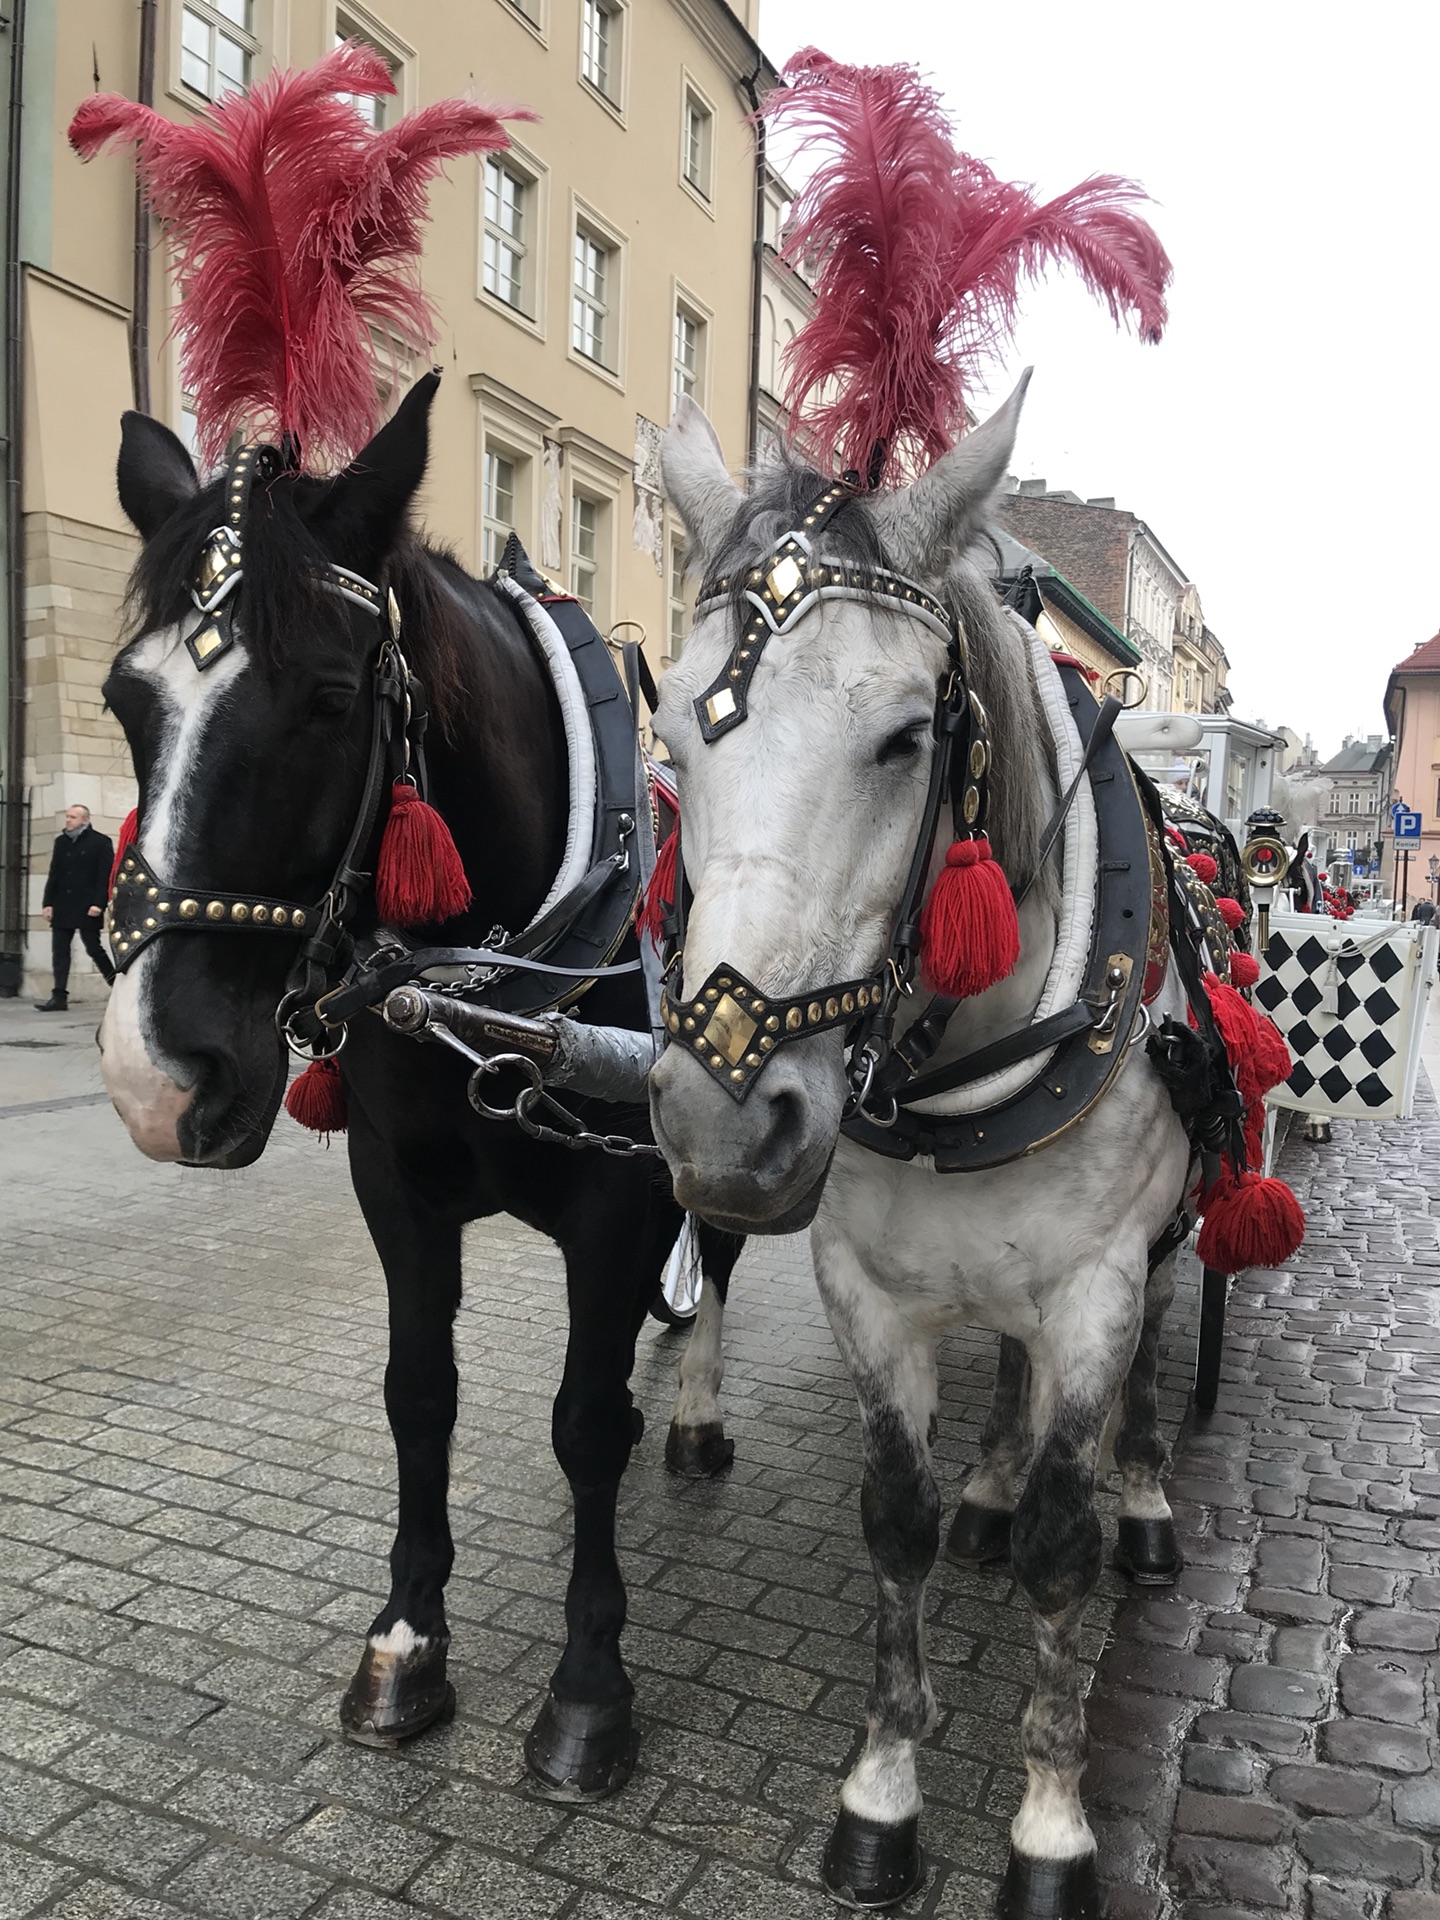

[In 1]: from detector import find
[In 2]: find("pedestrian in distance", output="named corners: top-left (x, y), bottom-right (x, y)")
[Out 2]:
top-left (35, 803), bottom-right (115, 1011)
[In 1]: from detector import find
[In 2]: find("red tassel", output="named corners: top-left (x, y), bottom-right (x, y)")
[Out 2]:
top-left (1215, 896), bottom-right (1245, 930)
top-left (919, 836), bottom-right (1020, 999)
top-left (637, 826), bottom-right (678, 944)
top-left (1229, 950), bottom-right (1260, 989)
top-left (1253, 1012), bottom-right (1293, 1095)
top-left (109, 808), bottom-right (138, 895)
top-left (374, 781), bottom-right (471, 927)
top-left (1187, 851), bottom-right (1219, 884)
top-left (1197, 1171), bottom-right (1304, 1271)
top-left (284, 1056), bottom-right (347, 1134)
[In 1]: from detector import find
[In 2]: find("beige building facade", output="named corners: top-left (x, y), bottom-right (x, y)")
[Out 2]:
top-left (4, 0), bottom-right (776, 966)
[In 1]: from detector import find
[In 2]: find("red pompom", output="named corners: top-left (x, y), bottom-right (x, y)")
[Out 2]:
top-left (1229, 950), bottom-right (1260, 989)
top-left (1187, 851), bottom-right (1219, 884)
top-left (637, 825), bottom-right (678, 945)
top-left (1197, 1171), bottom-right (1304, 1271)
top-left (919, 836), bottom-right (1020, 999)
top-left (109, 808), bottom-right (138, 895)
top-left (284, 1056), bottom-right (347, 1134)
top-left (1215, 895), bottom-right (1245, 930)
top-left (375, 781), bottom-right (471, 927)
top-left (1252, 1013), bottom-right (1293, 1096)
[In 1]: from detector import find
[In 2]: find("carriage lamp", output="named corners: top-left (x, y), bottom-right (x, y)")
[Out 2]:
top-left (1241, 809), bottom-right (1288, 955)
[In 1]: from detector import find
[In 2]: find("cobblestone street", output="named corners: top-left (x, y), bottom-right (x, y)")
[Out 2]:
top-left (0, 991), bottom-right (1437, 1919)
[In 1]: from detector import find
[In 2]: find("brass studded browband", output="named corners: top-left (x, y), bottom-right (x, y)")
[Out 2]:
top-left (692, 478), bottom-right (958, 743)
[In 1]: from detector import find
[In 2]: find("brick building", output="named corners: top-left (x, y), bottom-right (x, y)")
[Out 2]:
top-left (996, 483), bottom-right (1224, 716)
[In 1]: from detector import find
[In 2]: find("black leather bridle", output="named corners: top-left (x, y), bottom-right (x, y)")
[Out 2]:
top-left (659, 477), bottom-right (995, 1107)
top-left (106, 442), bottom-right (428, 1062)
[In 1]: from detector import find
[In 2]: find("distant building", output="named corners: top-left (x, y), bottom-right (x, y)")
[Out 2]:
top-left (996, 482), bottom-right (1234, 722)
top-left (1384, 631), bottom-right (1440, 901)
top-left (989, 531), bottom-right (1143, 688)
top-left (1314, 736), bottom-right (1391, 874)
top-left (756, 164), bottom-right (812, 459)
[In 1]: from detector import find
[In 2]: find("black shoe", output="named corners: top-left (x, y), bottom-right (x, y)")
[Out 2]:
top-left (33, 993), bottom-right (68, 1011)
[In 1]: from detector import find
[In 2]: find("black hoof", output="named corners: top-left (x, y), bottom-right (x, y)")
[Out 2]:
top-left (339, 1636), bottom-right (455, 1749)
top-left (665, 1420), bottom-right (735, 1479)
top-left (997, 1847), bottom-right (1101, 1920)
top-left (821, 1808), bottom-right (925, 1910)
top-left (945, 1501), bottom-right (1013, 1567)
top-left (1113, 1515), bottom-right (1183, 1586)
top-left (524, 1692), bottom-right (637, 1801)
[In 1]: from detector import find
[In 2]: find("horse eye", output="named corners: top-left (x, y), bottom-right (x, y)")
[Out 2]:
top-left (309, 686), bottom-right (354, 719)
top-left (876, 724), bottom-right (926, 766)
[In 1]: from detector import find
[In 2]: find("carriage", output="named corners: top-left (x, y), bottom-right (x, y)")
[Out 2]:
top-left (69, 44), bottom-right (1309, 1920)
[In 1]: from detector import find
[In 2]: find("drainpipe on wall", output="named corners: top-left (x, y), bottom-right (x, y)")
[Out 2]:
top-left (0, 0), bottom-right (27, 993)
top-left (739, 64), bottom-right (765, 469)
top-left (131, 0), bottom-right (157, 413)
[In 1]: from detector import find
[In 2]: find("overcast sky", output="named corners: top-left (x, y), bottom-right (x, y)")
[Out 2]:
top-left (760, 0), bottom-right (1440, 760)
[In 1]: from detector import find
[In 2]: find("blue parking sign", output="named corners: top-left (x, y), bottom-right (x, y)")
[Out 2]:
top-left (1394, 810), bottom-right (1423, 842)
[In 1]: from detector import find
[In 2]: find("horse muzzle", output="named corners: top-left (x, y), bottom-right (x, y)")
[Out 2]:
top-left (649, 1034), bottom-right (845, 1233)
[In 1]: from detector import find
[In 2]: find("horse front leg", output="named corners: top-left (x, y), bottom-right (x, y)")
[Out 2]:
top-left (1002, 1261), bottom-right (1143, 1920)
top-left (339, 1129), bottom-right (461, 1747)
top-left (525, 1177), bottom-right (671, 1800)
top-left (665, 1221), bottom-right (743, 1478)
top-left (1112, 1245), bottom-right (1183, 1584)
top-left (947, 1333), bottom-right (1030, 1565)
top-left (814, 1236), bottom-right (937, 1910)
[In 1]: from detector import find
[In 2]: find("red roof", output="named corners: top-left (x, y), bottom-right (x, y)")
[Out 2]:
top-left (1393, 633), bottom-right (1440, 673)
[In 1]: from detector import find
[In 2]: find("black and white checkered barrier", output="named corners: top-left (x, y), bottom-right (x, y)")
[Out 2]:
top-left (1256, 913), bottom-right (1438, 1121)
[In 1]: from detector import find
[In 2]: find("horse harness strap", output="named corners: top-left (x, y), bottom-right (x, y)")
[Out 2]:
top-left (842, 661), bottom-right (1162, 1171)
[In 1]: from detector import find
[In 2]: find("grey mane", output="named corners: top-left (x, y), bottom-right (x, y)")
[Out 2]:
top-left (706, 455), bottom-right (1055, 904)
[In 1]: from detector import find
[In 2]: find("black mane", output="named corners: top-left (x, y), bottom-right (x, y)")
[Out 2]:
top-left (123, 472), bottom-right (475, 736)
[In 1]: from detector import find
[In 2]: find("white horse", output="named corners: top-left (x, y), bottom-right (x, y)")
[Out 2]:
top-left (651, 383), bottom-right (1192, 1919)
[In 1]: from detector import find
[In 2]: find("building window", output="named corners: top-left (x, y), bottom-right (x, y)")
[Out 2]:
top-left (1348, 789), bottom-right (1360, 815)
top-left (334, 18), bottom-right (401, 128)
top-left (668, 536), bottom-right (692, 658)
top-left (181, 0), bottom-right (256, 101)
top-left (673, 305), bottom-right (702, 413)
top-left (483, 158), bottom-right (531, 313)
top-left (682, 89), bottom-right (713, 199)
top-left (580, 0), bottom-right (620, 101)
top-left (571, 493), bottom-right (601, 615)
top-left (482, 448), bottom-right (519, 573)
top-left (572, 226), bottom-right (611, 366)
top-left (507, 0), bottom-right (542, 22)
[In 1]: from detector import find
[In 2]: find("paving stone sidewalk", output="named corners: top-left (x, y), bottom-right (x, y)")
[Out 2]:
top-left (1088, 1084), bottom-right (1440, 1920)
top-left (0, 1000), bottom-right (1201, 1919)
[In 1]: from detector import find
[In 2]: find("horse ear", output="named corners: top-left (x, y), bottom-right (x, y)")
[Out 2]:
top-left (662, 396), bottom-right (742, 561)
top-left (117, 412), bottom-right (199, 540)
top-left (868, 369), bottom-right (1032, 577)
top-left (305, 369), bottom-right (440, 565)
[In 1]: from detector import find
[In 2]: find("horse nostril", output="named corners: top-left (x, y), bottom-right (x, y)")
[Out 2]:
top-left (757, 1085), bottom-right (807, 1166)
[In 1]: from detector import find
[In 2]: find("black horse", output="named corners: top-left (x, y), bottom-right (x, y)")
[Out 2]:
top-left (97, 372), bottom-right (739, 1794)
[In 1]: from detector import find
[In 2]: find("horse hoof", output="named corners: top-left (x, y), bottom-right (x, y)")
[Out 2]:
top-left (1113, 1516), bottom-right (1183, 1586)
top-left (339, 1637), bottom-right (455, 1749)
top-left (524, 1693), bottom-right (637, 1801)
top-left (945, 1501), bottom-right (1012, 1566)
top-left (665, 1420), bottom-right (735, 1479)
top-left (997, 1848), bottom-right (1102, 1920)
top-left (821, 1808), bottom-right (925, 1910)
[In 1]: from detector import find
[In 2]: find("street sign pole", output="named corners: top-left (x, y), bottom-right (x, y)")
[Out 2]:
top-left (1400, 847), bottom-right (1410, 916)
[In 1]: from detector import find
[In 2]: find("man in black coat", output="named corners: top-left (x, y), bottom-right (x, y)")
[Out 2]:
top-left (36, 803), bottom-right (115, 1010)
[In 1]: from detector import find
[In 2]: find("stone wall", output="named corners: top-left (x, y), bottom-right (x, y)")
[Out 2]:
top-left (22, 509), bottom-right (136, 929)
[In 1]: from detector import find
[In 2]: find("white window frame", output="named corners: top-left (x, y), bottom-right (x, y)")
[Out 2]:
top-left (470, 374), bottom-right (559, 578)
top-left (332, 5), bottom-right (414, 127)
top-left (679, 74), bottom-right (715, 210)
top-left (578, 0), bottom-right (627, 120)
top-left (569, 490), bottom-right (603, 616)
top-left (559, 427), bottom-right (626, 632)
top-left (568, 199), bottom-right (626, 386)
top-left (177, 0), bottom-right (259, 105)
top-left (480, 142), bottom-right (547, 336)
top-left (481, 445), bottom-right (523, 575)
top-left (666, 523), bottom-right (694, 663)
top-left (671, 280), bottom-right (711, 415)
top-left (495, 0), bottom-right (547, 39)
